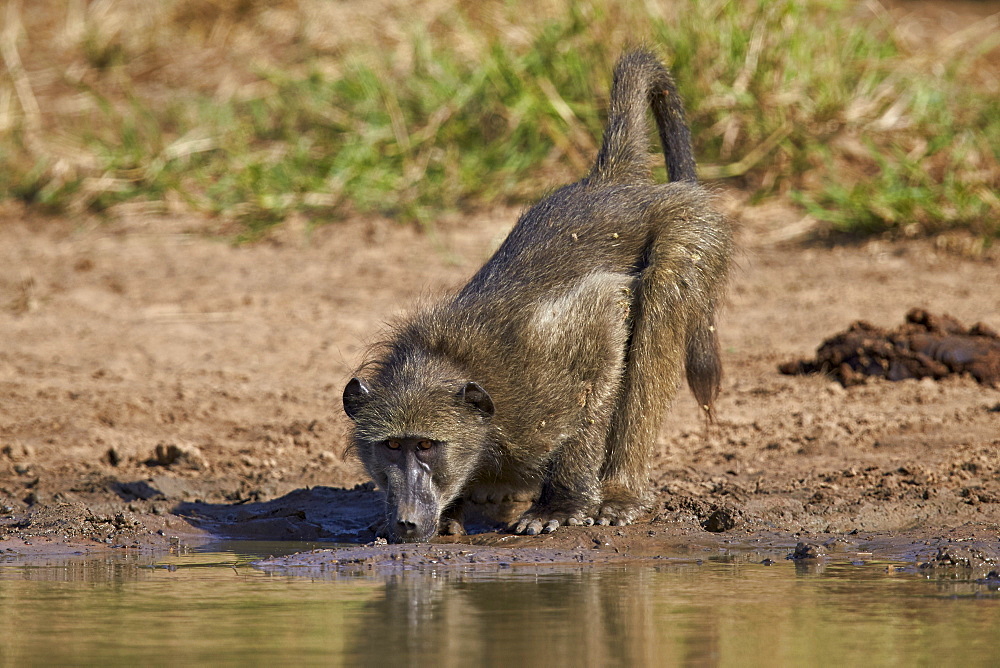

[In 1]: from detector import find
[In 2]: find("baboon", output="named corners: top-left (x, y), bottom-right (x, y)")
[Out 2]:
top-left (343, 49), bottom-right (733, 542)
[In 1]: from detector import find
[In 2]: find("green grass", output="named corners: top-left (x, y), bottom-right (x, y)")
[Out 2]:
top-left (1, 0), bottom-right (997, 239)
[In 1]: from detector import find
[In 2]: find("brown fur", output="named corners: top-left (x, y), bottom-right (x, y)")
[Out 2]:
top-left (343, 49), bottom-right (734, 541)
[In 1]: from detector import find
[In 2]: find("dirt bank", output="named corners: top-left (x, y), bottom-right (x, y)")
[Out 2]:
top-left (1, 194), bottom-right (998, 566)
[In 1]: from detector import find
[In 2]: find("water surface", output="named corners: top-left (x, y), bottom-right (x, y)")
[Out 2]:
top-left (1, 542), bottom-right (997, 666)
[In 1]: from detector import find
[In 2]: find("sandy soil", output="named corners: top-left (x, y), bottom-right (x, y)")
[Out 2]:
top-left (1, 191), bottom-right (997, 571)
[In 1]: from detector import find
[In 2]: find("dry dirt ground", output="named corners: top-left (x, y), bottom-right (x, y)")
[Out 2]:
top-left (1, 192), bottom-right (998, 572)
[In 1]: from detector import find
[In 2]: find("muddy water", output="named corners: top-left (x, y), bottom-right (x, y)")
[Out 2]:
top-left (1, 542), bottom-right (998, 666)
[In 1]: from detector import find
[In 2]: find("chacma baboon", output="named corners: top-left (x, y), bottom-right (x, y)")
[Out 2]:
top-left (343, 49), bottom-right (733, 542)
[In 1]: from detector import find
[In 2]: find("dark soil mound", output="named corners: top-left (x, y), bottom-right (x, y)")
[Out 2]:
top-left (779, 309), bottom-right (1000, 387)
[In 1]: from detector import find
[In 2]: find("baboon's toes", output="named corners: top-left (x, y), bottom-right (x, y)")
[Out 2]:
top-left (513, 508), bottom-right (595, 534)
top-left (596, 499), bottom-right (644, 526)
top-left (556, 515), bottom-right (595, 529)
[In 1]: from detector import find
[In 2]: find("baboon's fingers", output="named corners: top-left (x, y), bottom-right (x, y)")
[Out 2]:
top-left (369, 518), bottom-right (391, 538)
top-left (440, 519), bottom-right (466, 536)
top-left (513, 517), bottom-right (545, 535)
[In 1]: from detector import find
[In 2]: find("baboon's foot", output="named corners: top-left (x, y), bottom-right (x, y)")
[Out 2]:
top-left (510, 505), bottom-right (595, 536)
top-left (595, 491), bottom-right (648, 526)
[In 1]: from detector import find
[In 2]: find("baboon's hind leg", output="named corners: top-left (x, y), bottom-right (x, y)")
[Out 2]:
top-left (599, 198), bottom-right (729, 525)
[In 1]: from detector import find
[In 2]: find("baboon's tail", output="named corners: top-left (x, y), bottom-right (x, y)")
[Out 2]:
top-left (589, 49), bottom-right (697, 185)
top-left (595, 51), bottom-right (727, 418)
top-left (686, 315), bottom-right (723, 421)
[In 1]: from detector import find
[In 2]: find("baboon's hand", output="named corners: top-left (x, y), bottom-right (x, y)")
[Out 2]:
top-left (510, 509), bottom-right (595, 535)
top-left (368, 517), bottom-right (391, 539)
top-left (440, 517), bottom-right (466, 536)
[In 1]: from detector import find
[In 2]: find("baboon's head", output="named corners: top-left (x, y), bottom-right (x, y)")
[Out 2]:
top-left (343, 374), bottom-right (495, 542)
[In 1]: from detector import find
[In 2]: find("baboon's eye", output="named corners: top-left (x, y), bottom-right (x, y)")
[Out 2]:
top-left (417, 439), bottom-right (433, 450)
top-left (386, 440), bottom-right (401, 450)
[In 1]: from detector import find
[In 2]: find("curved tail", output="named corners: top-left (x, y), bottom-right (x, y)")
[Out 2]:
top-left (592, 50), bottom-right (726, 418)
top-left (589, 49), bottom-right (697, 185)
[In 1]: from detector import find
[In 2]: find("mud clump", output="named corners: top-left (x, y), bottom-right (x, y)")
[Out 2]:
top-left (146, 443), bottom-right (207, 471)
top-left (779, 308), bottom-right (1000, 387)
top-left (918, 545), bottom-right (997, 579)
top-left (788, 542), bottom-right (827, 560)
top-left (701, 508), bottom-right (740, 533)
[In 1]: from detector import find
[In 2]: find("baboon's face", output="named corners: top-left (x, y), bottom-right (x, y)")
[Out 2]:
top-left (343, 377), bottom-right (495, 543)
top-left (374, 436), bottom-right (445, 542)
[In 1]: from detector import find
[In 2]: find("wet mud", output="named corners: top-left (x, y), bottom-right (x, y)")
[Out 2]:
top-left (254, 524), bottom-right (1000, 580)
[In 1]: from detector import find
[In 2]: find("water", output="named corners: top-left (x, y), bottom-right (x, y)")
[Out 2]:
top-left (1, 542), bottom-right (997, 666)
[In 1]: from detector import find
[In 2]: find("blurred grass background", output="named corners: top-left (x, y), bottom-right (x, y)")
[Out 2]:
top-left (1, 0), bottom-right (997, 242)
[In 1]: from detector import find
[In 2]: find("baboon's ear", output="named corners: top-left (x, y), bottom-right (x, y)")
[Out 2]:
top-left (343, 377), bottom-right (373, 420)
top-left (461, 381), bottom-right (495, 418)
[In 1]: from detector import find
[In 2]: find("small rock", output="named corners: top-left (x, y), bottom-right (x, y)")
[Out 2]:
top-left (702, 508), bottom-right (739, 533)
top-left (149, 442), bottom-right (206, 470)
top-left (2, 443), bottom-right (34, 462)
top-left (105, 447), bottom-right (122, 467)
top-left (789, 542), bottom-right (826, 560)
